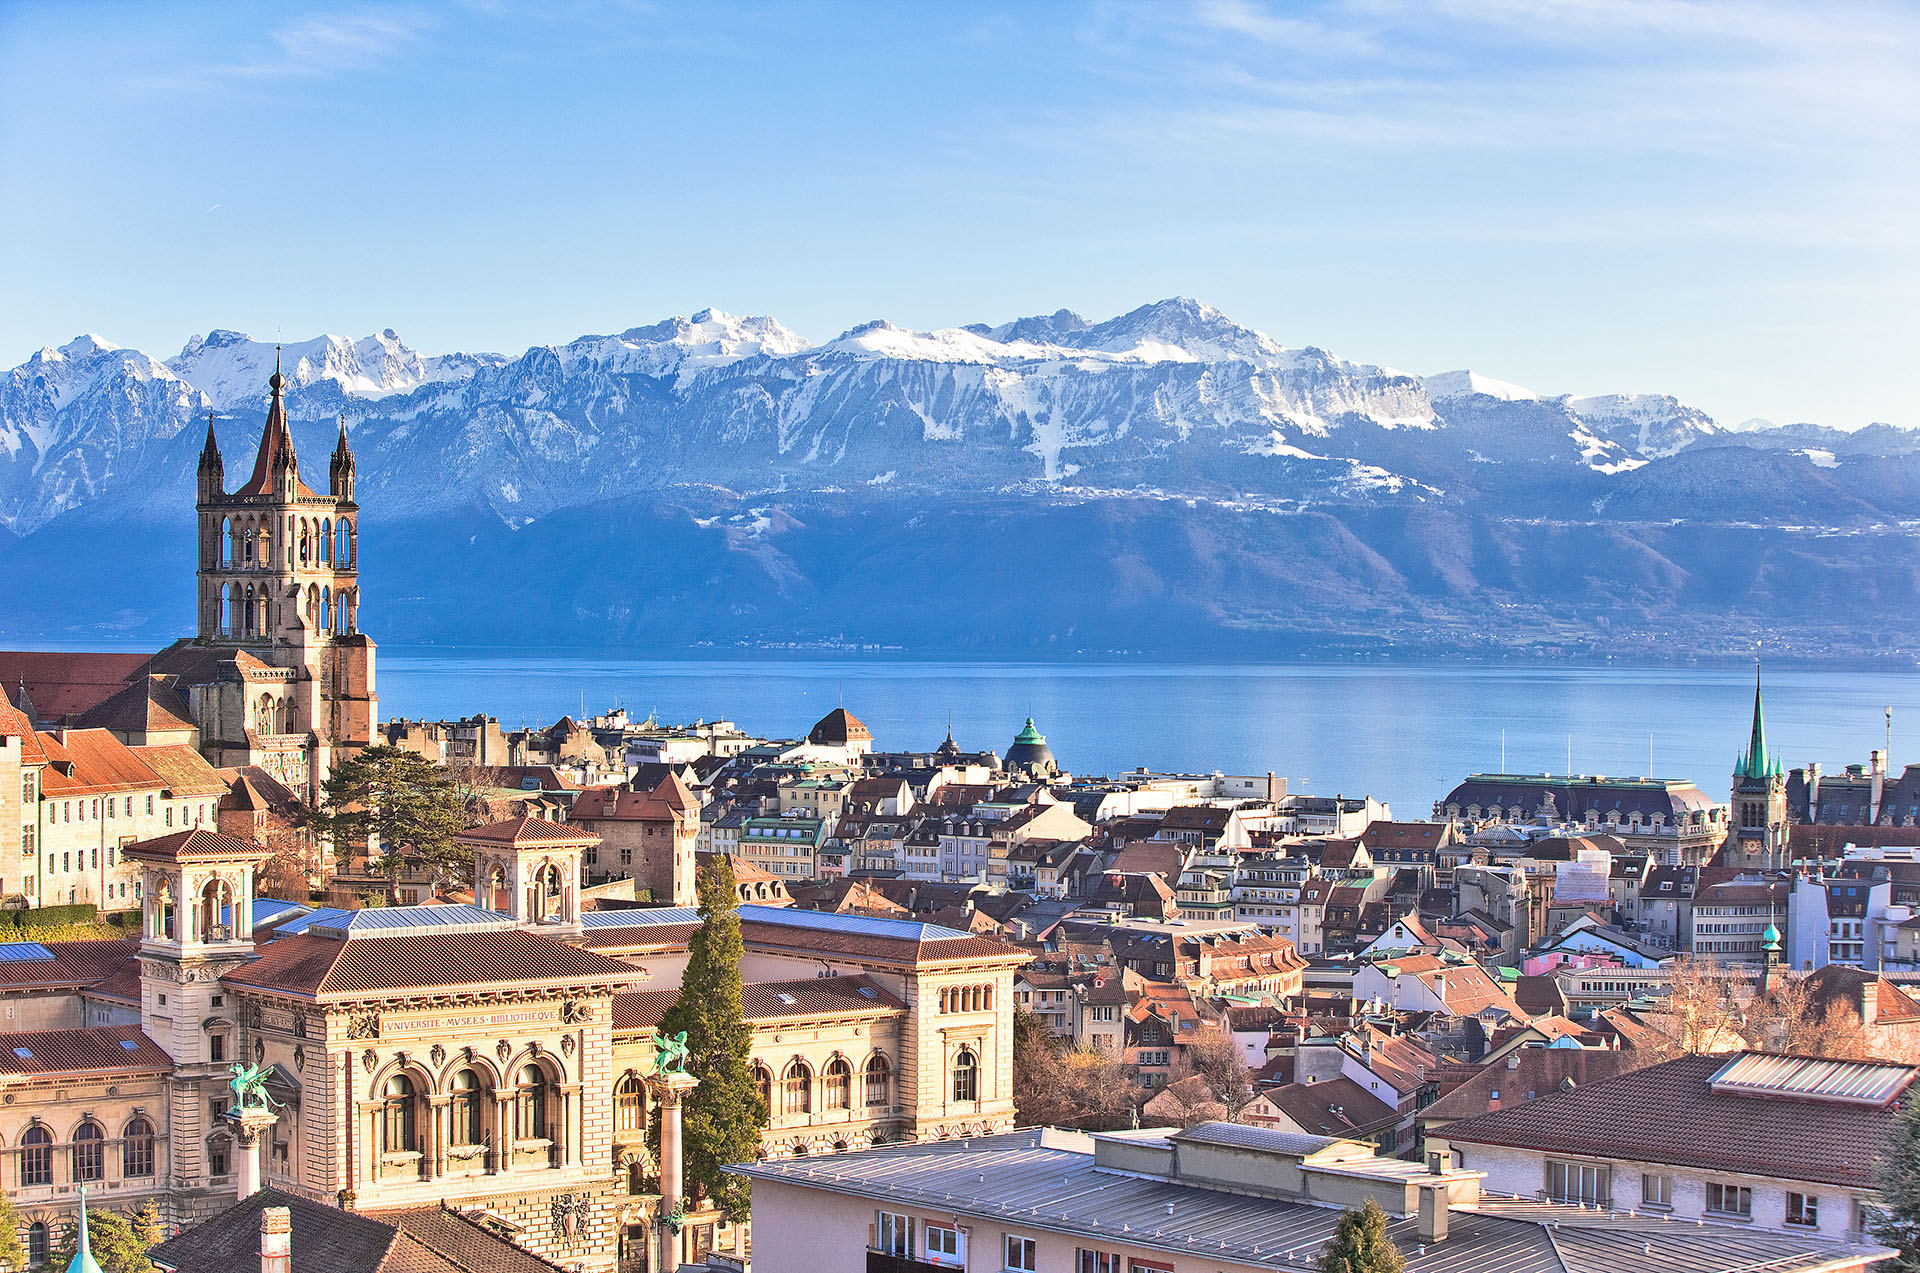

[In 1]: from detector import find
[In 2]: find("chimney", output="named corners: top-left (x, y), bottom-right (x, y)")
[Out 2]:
top-left (260, 1206), bottom-right (291, 1273)
top-left (1861, 979), bottom-right (1880, 1025)
top-left (1418, 1185), bottom-right (1449, 1244)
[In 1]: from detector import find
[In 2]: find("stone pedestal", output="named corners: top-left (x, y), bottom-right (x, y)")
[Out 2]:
top-left (225, 1106), bottom-right (279, 1201)
top-left (645, 1071), bottom-right (700, 1273)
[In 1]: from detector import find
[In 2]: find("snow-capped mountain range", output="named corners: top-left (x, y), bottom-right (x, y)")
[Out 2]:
top-left (6, 299), bottom-right (1917, 657)
top-left (1, 298), bottom-right (1753, 535)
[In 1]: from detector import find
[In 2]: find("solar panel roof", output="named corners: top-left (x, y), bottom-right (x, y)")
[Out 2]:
top-left (307, 904), bottom-right (516, 941)
top-left (737, 904), bottom-right (973, 942)
top-left (0, 942), bottom-right (55, 963)
top-left (580, 907), bottom-right (701, 929)
top-left (1710, 1052), bottom-right (1917, 1107)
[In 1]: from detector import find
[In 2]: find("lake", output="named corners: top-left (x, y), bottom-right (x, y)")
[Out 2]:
top-left (375, 654), bottom-right (1920, 818)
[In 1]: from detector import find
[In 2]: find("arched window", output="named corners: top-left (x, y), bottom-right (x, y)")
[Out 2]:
top-left (532, 863), bottom-right (564, 922)
top-left (21, 1124), bottom-right (52, 1185)
top-left (27, 1223), bottom-right (46, 1268)
top-left (614, 1072), bottom-right (643, 1134)
top-left (200, 878), bottom-right (233, 941)
top-left (381, 1074), bottom-right (419, 1154)
top-left (299, 522), bottom-right (311, 565)
top-left (822, 1056), bottom-right (851, 1110)
top-left (783, 1060), bottom-right (811, 1115)
top-left (517, 1064), bottom-right (553, 1142)
top-left (487, 866), bottom-right (509, 914)
top-left (951, 1047), bottom-right (979, 1103)
top-left (73, 1120), bottom-right (105, 1182)
top-left (243, 584), bottom-right (256, 635)
top-left (123, 1116), bottom-right (156, 1177)
top-left (451, 1069), bottom-right (485, 1147)
top-left (338, 519), bottom-right (352, 566)
top-left (864, 1054), bottom-right (891, 1108)
top-left (219, 583), bottom-right (232, 635)
top-left (320, 586), bottom-right (332, 633)
top-left (322, 518), bottom-right (333, 564)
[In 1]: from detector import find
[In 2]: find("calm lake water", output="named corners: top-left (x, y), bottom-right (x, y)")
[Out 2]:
top-left (376, 654), bottom-right (1920, 818)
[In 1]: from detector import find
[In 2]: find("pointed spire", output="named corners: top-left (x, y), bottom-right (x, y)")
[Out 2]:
top-left (234, 355), bottom-right (307, 497)
top-left (330, 410), bottom-right (356, 499)
top-left (1741, 661), bottom-right (1771, 781)
top-left (66, 1188), bottom-right (103, 1273)
top-left (197, 409), bottom-right (223, 477)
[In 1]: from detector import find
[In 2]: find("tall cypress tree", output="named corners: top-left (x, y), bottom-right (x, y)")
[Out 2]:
top-left (657, 855), bottom-right (767, 1219)
top-left (1876, 1091), bottom-right (1920, 1270)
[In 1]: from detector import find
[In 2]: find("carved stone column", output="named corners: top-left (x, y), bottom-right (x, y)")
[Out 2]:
top-left (224, 1105), bottom-right (278, 1201)
top-left (646, 1071), bottom-right (700, 1273)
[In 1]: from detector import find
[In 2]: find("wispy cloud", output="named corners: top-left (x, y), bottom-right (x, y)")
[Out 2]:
top-left (127, 8), bottom-right (436, 94)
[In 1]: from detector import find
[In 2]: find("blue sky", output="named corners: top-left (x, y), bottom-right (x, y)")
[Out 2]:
top-left (2, 0), bottom-right (1915, 427)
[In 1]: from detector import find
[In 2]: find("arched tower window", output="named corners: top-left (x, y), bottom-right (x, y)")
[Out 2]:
top-left (337, 519), bottom-right (351, 566)
top-left (199, 877), bottom-right (234, 940)
top-left (951, 1047), bottom-right (979, 1103)
top-left (322, 518), bottom-right (333, 564)
top-left (299, 522), bottom-right (310, 565)
top-left (531, 863), bottom-right (564, 922)
top-left (222, 518), bottom-right (234, 567)
top-left (73, 1120), bottom-right (105, 1182)
top-left (320, 586), bottom-right (332, 633)
top-left (220, 584), bottom-right (232, 636)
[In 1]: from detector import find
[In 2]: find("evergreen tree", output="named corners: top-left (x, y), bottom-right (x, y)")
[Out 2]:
top-left (1876, 1091), bottom-right (1920, 1270)
top-left (48, 1208), bottom-right (157, 1273)
top-left (656, 855), bottom-right (767, 1220)
top-left (0, 1189), bottom-right (24, 1271)
top-left (1317, 1198), bottom-right (1405, 1273)
top-left (312, 745), bottom-right (469, 885)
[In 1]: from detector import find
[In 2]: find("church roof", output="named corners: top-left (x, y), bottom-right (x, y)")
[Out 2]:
top-left (1737, 666), bottom-right (1782, 781)
top-left (808, 707), bottom-right (872, 746)
top-left (455, 814), bottom-right (601, 847)
top-left (74, 675), bottom-right (197, 736)
top-left (128, 743), bottom-right (229, 796)
top-left (222, 927), bottom-right (646, 1001)
top-left (0, 651), bottom-right (151, 723)
top-left (611, 973), bottom-right (905, 1033)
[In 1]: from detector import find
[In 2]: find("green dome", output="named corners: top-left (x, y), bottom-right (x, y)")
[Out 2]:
top-left (1013, 716), bottom-right (1046, 745)
top-left (1763, 921), bottom-right (1782, 948)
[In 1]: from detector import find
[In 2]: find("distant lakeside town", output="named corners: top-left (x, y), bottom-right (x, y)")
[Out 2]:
top-left (0, 368), bottom-right (1913, 1273)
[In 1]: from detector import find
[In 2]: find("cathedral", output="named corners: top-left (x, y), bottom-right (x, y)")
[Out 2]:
top-left (0, 358), bottom-right (377, 809)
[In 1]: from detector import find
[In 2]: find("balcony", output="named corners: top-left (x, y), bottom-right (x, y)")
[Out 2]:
top-left (867, 1253), bottom-right (949, 1273)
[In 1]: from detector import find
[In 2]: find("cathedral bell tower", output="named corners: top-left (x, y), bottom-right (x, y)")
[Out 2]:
top-left (188, 353), bottom-right (377, 802)
top-left (1730, 666), bottom-right (1789, 870)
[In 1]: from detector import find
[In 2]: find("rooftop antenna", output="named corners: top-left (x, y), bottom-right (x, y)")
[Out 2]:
top-left (1567, 733), bottom-right (1573, 777)
top-left (1500, 729), bottom-right (1506, 772)
top-left (1887, 705), bottom-right (1894, 761)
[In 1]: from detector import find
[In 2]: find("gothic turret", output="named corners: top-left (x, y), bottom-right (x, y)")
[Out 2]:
top-left (196, 412), bottom-right (224, 502)
top-left (329, 411), bottom-right (356, 501)
top-left (1731, 664), bottom-right (1789, 869)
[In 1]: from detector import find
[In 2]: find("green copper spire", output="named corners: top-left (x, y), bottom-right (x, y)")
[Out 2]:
top-left (66, 1190), bottom-right (103, 1273)
top-left (1014, 716), bottom-right (1045, 745)
top-left (1739, 663), bottom-right (1772, 781)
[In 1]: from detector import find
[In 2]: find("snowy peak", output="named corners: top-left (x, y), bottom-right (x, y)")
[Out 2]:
top-left (1423, 369), bottom-right (1540, 403)
top-left (551, 309), bottom-right (810, 379)
top-left (1062, 297), bottom-right (1289, 366)
top-left (168, 328), bottom-right (448, 407)
top-left (1566, 392), bottom-right (1720, 460)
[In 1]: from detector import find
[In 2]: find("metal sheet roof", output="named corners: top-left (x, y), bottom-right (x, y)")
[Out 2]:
top-left (0, 942), bottom-right (54, 963)
top-left (581, 907), bottom-right (701, 929)
top-left (737, 903), bottom-right (974, 942)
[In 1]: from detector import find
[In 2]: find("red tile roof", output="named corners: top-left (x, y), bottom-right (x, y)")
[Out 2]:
top-left (130, 743), bottom-right (229, 796)
top-left (37, 728), bottom-right (167, 793)
top-left (223, 929), bottom-right (648, 1001)
top-left (124, 827), bottom-right (271, 863)
top-left (455, 814), bottom-right (601, 847)
top-left (612, 973), bottom-right (904, 1033)
top-left (0, 651), bottom-right (151, 721)
top-left (75, 675), bottom-right (198, 735)
top-left (0, 1025), bottom-right (171, 1078)
top-left (1257, 1076), bottom-right (1397, 1136)
top-left (1441, 1051), bottom-right (1916, 1187)
top-left (0, 937), bottom-right (136, 992)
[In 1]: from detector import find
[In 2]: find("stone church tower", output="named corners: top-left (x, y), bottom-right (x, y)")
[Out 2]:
top-left (186, 357), bottom-right (377, 800)
top-left (1728, 667), bottom-right (1789, 870)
